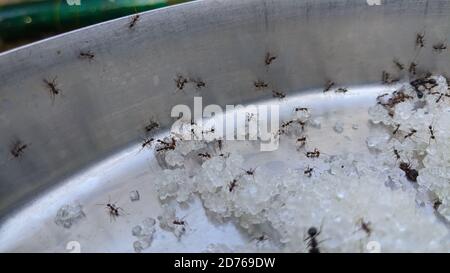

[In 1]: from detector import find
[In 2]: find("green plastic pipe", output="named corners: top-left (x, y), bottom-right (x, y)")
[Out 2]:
top-left (0, 0), bottom-right (192, 43)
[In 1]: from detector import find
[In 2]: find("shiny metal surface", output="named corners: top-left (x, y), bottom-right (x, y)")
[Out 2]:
top-left (1, 0), bottom-right (450, 252)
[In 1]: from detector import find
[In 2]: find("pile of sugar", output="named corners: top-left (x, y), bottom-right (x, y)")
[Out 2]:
top-left (152, 76), bottom-right (450, 252)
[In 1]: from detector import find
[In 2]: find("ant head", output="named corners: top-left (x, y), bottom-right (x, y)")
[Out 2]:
top-left (308, 227), bottom-right (317, 236)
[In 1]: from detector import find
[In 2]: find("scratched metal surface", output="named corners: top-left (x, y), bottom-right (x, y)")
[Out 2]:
top-left (0, 0), bottom-right (450, 252)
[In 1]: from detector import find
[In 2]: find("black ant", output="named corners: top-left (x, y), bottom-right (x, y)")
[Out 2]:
top-left (433, 197), bottom-right (442, 210)
top-left (392, 123), bottom-right (400, 135)
top-left (156, 137), bottom-right (177, 152)
top-left (10, 140), bottom-right (28, 158)
top-left (141, 137), bottom-right (154, 150)
top-left (323, 81), bottom-right (335, 92)
top-left (393, 59), bottom-right (404, 70)
top-left (198, 152), bottom-right (211, 159)
top-left (306, 148), bottom-right (320, 158)
top-left (304, 166), bottom-right (313, 177)
top-left (404, 129), bottom-right (417, 139)
top-left (265, 52), bottom-right (277, 66)
top-left (297, 136), bottom-right (307, 148)
top-left (433, 92), bottom-right (444, 103)
top-left (254, 80), bottom-right (268, 89)
top-left (399, 161), bottom-right (418, 183)
top-left (43, 77), bottom-right (60, 102)
top-left (382, 71), bottom-right (398, 84)
top-left (393, 147), bottom-right (401, 161)
top-left (97, 197), bottom-right (125, 221)
top-left (295, 107), bottom-right (309, 112)
top-left (416, 33), bottom-right (425, 48)
top-left (79, 51), bottom-right (94, 61)
top-left (357, 218), bottom-right (372, 237)
top-left (409, 62), bottom-right (417, 75)
top-left (189, 78), bottom-right (206, 89)
top-left (433, 43), bottom-right (447, 52)
top-left (145, 120), bottom-right (159, 134)
top-left (272, 90), bottom-right (286, 99)
top-left (428, 125), bottom-right (436, 141)
top-left (335, 87), bottom-right (348, 93)
top-left (129, 14), bottom-right (140, 29)
top-left (173, 219), bottom-right (186, 226)
top-left (376, 93), bottom-right (389, 101)
top-left (217, 139), bottom-right (223, 151)
top-left (243, 168), bottom-right (256, 177)
top-left (175, 75), bottom-right (189, 91)
top-left (304, 226), bottom-right (323, 253)
top-left (229, 178), bottom-right (238, 192)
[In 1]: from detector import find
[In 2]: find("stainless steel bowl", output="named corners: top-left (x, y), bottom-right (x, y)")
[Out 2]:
top-left (1, 0), bottom-right (450, 252)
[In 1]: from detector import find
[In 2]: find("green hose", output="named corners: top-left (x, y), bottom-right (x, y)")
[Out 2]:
top-left (0, 0), bottom-right (192, 45)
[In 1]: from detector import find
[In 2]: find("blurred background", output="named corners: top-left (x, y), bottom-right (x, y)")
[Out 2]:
top-left (0, 0), bottom-right (192, 52)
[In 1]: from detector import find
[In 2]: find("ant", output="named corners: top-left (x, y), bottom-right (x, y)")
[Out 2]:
top-left (323, 81), bottom-right (335, 92)
top-left (433, 43), bottom-right (447, 52)
top-left (175, 75), bottom-right (189, 91)
top-left (189, 78), bottom-right (206, 89)
top-left (376, 93), bottom-right (389, 101)
top-left (393, 59), bottom-right (404, 70)
top-left (141, 137), bottom-right (154, 149)
top-left (97, 197), bottom-right (125, 221)
top-left (254, 80), bottom-right (268, 89)
top-left (272, 90), bottom-right (286, 99)
top-left (229, 178), bottom-right (238, 192)
top-left (304, 226), bottom-right (323, 253)
top-left (297, 136), bottom-right (307, 148)
top-left (404, 129), bottom-right (417, 139)
top-left (433, 197), bottom-right (442, 210)
top-left (145, 120), bottom-right (159, 134)
top-left (335, 87), bottom-right (348, 93)
top-left (306, 148), bottom-right (320, 158)
top-left (43, 77), bottom-right (60, 102)
top-left (265, 52), bottom-right (277, 66)
top-left (79, 51), bottom-right (94, 61)
top-left (217, 139), bottom-right (223, 151)
top-left (409, 62), bottom-right (417, 75)
top-left (399, 161), bottom-right (418, 183)
top-left (198, 152), bottom-right (212, 159)
top-left (416, 33), bottom-right (425, 48)
top-left (156, 137), bottom-right (177, 152)
top-left (173, 219), bottom-right (186, 226)
top-left (428, 125), bottom-right (436, 142)
top-left (392, 123), bottom-right (400, 135)
top-left (10, 140), bottom-right (28, 158)
top-left (304, 166), bottom-right (313, 177)
top-left (242, 168), bottom-right (256, 177)
top-left (382, 71), bottom-right (398, 84)
top-left (393, 147), bottom-right (401, 161)
top-left (295, 107), bottom-right (309, 112)
top-left (357, 218), bottom-right (372, 237)
top-left (129, 14), bottom-right (140, 29)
